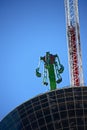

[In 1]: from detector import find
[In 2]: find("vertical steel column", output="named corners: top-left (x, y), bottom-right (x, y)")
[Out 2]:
top-left (64, 0), bottom-right (84, 86)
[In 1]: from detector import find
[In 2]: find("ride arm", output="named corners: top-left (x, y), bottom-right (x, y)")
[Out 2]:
top-left (55, 55), bottom-right (64, 73)
top-left (36, 58), bottom-right (41, 77)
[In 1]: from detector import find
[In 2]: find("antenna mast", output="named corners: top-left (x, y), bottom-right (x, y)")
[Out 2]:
top-left (64, 0), bottom-right (84, 86)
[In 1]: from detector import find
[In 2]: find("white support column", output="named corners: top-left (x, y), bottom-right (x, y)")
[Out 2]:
top-left (64, 0), bottom-right (84, 86)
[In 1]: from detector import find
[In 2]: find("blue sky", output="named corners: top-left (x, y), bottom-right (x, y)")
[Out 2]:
top-left (0, 0), bottom-right (87, 120)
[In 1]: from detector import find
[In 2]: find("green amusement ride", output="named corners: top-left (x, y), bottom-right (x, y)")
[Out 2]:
top-left (36, 52), bottom-right (64, 90)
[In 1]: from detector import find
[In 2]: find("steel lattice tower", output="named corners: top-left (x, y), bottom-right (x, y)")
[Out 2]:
top-left (64, 0), bottom-right (84, 86)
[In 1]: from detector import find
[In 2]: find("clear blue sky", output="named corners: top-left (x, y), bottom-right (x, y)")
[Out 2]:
top-left (0, 0), bottom-right (87, 121)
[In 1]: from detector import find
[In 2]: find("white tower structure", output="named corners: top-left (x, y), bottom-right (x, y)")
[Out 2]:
top-left (64, 0), bottom-right (84, 86)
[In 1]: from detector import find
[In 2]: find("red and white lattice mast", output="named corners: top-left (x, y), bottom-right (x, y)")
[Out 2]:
top-left (64, 0), bottom-right (84, 86)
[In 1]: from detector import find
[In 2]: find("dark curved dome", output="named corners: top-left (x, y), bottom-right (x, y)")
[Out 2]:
top-left (1, 86), bottom-right (87, 130)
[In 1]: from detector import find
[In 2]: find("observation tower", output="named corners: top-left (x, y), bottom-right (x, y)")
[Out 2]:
top-left (0, 0), bottom-right (87, 130)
